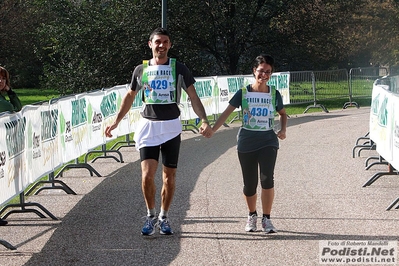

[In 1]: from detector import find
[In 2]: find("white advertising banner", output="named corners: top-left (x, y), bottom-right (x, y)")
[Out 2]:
top-left (370, 82), bottom-right (396, 167)
top-left (103, 84), bottom-right (131, 139)
top-left (194, 77), bottom-right (216, 118)
top-left (129, 84), bottom-right (144, 132)
top-left (57, 94), bottom-right (89, 163)
top-left (269, 72), bottom-right (291, 105)
top-left (181, 77), bottom-right (216, 121)
top-left (0, 111), bottom-right (27, 204)
top-left (86, 90), bottom-right (106, 150)
top-left (23, 104), bottom-right (47, 183)
top-left (48, 100), bottom-right (62, 170)
top-left (216, 75), bottom-right (249, 114)
top-left (391, 96), bottom-right (399, 170)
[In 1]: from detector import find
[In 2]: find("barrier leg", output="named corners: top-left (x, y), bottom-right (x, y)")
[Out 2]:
top-left (343, 101), bottom-right (360, 109)
top-left (386, 197), bottom-right (399, 211)
top-left (0, 239), bottom-right (16, 250)
top-left (25, 172), bottom-right (76, 196)
top-left (110, 134), bottom-right (136, 151)
top-left (84, 144), bottom-right (124, 163)
top-left (365, 156), bottom-right (388, 170)
top-left (363, 164), bottom-right (399, 187)
top-left (0, 193), bottom-right (57, 220)
top-left (357, 143), bottom-right (376, 157)
top-left (355, 132), bottom-right (369, 145)
top-left (56, 158), bottom-right (102, 178)
top-left (352, 141), bottom-right (375, 158)
top-left (365, 156), bottom-right (380, 168)
top-left (304, 103), bottom-right (329, 113)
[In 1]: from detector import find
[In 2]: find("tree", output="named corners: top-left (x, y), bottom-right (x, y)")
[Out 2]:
top-left (36, 0), bottom-right (160, 94)
top-left (361, 0), bottom-right (399, 68)
top-left (274, 0), bottom-right (369, 70)
top-left (9, 0), bottom-right (394, 92)
top-left (168, 0), bottom-right (293, 75)
top-left (0, 0), bottom-right (44, 88)
top-left (165, 0), bottom-right (367, 75)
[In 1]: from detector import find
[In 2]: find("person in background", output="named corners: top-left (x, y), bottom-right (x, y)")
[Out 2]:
top-left (211, 54), bottom-right (287, 233)
top-left (0, 66), bottom-right (22, 226)
top-left (0, 66), bottom-right (22, 113)
top-left (105, 27), bottom-right (212, 236)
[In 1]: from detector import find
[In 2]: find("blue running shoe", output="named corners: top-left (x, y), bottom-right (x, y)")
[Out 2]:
top-left (159, 217), bottom-right (173, 235)
top-left (141, 216), bottom-right (157, 236)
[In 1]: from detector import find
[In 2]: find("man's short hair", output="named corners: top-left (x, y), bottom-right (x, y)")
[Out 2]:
top-left (149, 27), bottom-right (170, 41)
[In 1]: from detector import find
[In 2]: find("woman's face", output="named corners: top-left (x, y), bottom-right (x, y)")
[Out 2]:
top-left (0, 74), bottom-right (7, 91)
top-left (253, 62), bottom-right (273, 84)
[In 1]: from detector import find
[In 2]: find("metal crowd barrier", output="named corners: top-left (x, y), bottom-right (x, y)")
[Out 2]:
top-left (346, 67), bottom-right (389, 108)
top-left (288, 67), bottom-right (388, 113)
top-left (0, 66), bottom-right (393, 250)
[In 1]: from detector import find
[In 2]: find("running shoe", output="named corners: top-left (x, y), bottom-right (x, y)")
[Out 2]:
top-left (141, 216), bottom-right (157, 236)
top-left (159, 217), bottom-right (173, 235)
top-left (245, 214), bottom-right (257, 232)
top-left (262, 217), bottom-right (277, 233)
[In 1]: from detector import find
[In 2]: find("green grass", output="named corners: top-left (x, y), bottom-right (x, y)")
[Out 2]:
top-left (284, 97), bottom-right (371, 115)
top-left (13, 88), bottom-right (61, 106)
top-left (289, 81), bottom-right (350, 102)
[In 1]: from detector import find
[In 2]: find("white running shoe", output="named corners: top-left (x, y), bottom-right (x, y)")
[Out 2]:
top-left (262, 217), bottom-right (277, 233)
top-left (245, 214), bottom-right (257, 232)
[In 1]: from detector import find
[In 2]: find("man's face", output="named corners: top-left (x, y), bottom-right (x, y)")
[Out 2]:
top-left (148, 34), bottom-right (171, 59)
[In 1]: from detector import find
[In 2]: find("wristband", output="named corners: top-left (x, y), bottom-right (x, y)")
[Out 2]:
top-left (201, 119), bottom-right (209, 124)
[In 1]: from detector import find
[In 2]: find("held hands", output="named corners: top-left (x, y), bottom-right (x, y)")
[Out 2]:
top-left (199, 121), bottom-right (213, 138)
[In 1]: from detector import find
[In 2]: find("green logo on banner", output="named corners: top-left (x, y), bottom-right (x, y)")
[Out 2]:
top-left (4, 117), bottom-right (26, 158)
top-left (378, 96), bottom-right (388, 127)
top-left (227, 77), bottom-right (244, 93)
top-left (41, 110), bottom-right (58, 140)
top-left (372, 93), bottom-right (380, 115)
top-left (71, 98), bottom-right (87, 127)
top-left (101, 92), bottom-right (118, 118)
top-left (195, 80), bottom-right (213, 98)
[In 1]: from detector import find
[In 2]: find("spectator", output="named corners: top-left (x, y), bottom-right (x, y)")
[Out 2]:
top-left (0, 66), bottom-right (22, 113)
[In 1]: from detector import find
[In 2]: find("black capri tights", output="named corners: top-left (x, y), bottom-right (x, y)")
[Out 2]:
top-left (238, 146), bottom-right (278, 197)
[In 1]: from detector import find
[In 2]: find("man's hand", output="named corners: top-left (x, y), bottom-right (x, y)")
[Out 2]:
top-left (199, 122), bottom-right (213, 138)
top-left (105, 124), bottom-right (117, 138)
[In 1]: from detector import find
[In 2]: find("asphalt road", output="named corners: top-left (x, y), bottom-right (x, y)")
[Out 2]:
top-left (0, 106), bottom-right (398, 266)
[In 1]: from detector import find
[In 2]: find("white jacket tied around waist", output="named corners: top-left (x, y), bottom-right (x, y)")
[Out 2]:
top-left (133, 117), bottom-right (182, 150)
